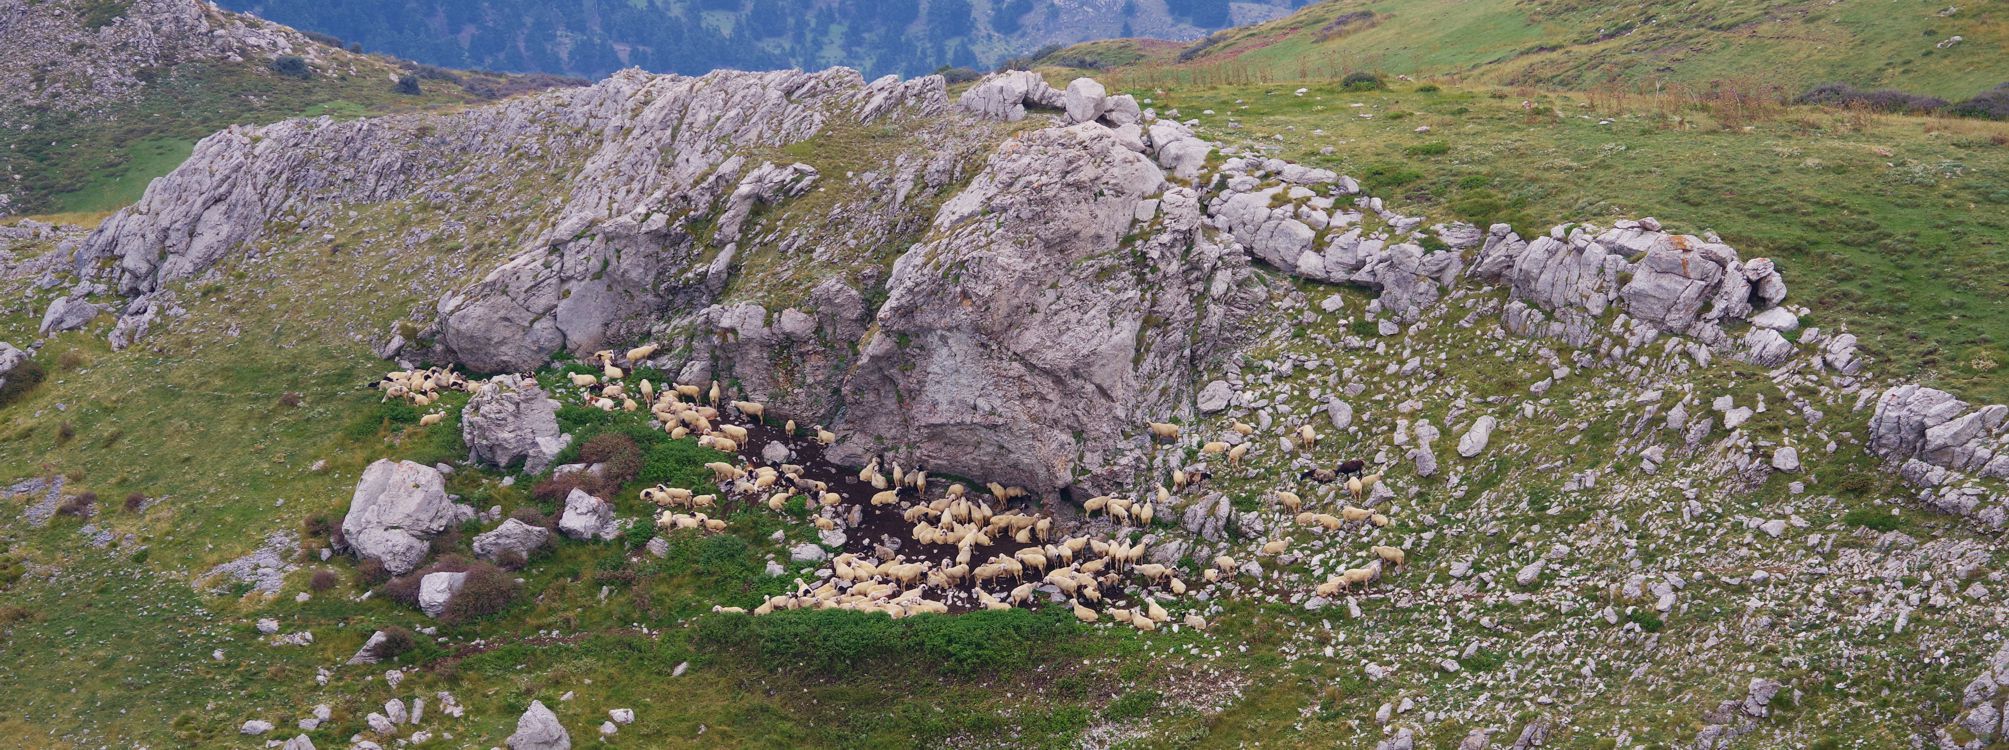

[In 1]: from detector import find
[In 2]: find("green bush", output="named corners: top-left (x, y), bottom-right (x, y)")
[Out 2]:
top-left (270, 55), bottom-right (312, 79)
top-left (1104, 689), bottom-right (1161, 720)
top-left (0, 357), bottom-right (45, 406)
top-left (1625, 609), bottom-right (1664, 632)
top-left (394, 74), bottom-right (422, 96)
top-left (1415, 83), bottom-right (1441, 93)
top-left (1341, 71), bottom-right (1386, 91)
top-left (1842, 507), bottom-right (1901, 531)
top-left (443, 562), bottom-right (521, 624)
top-left (1404, 141), bottom-right (1451, 156)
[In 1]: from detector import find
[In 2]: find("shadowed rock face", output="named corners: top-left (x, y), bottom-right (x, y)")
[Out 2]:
top-left (827, 123), bottom-right (1255, 496)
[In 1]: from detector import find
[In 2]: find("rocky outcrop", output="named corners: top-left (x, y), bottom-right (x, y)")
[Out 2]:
top-left (338, 460), bottom-right (457, 575)
top-left (958, 70), bottom-right (1065, 121)
top-left (828, 122), bottom-right (1253, 495)
top-left (1869, 384), bottom-right (2009, 529)
top-left (462, 376), bottom-right (568, 474)
top-left (0, 0), bottom-right (328, 114)
top-left (1471, 220), bottom-right (1790, 348)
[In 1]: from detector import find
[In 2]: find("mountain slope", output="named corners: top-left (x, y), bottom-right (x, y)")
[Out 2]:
top-left (1071, 0), bottom-right (2009, 99)
top-left (0, 0), bottom-right (577, 217)
top-left (215, 0), bottom-right (1308, 79)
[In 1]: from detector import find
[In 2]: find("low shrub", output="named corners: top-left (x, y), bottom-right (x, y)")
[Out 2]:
top-left (123, 492), bottom-right (147, 512)
top-left (270, 55), bottom-right (312, 79)
top-left (309, 570), bottom-right (341, 592)
top-left (375, 626), bottom-right (418, 658)
top-left (696, 607), bottom-right (1073, 676)
top-left (1795, 83), bottom-right (1946, 115)
top-left (355, 557), bottom-right (392, 587)
top-left (442, 562), bottom-right (520, 623)
top-left (1843, 507), bottom-right (1902, 531)
top-left (1342, 71), bottom-right (1386, 92)
top-left (56, 491), bottom-right (96, 518)
top-left (1949, 83), bottom-right (2009, 120)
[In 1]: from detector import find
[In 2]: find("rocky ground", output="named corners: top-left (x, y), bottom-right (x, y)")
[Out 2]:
top-left (1, 57), bottom-right (2007, 749)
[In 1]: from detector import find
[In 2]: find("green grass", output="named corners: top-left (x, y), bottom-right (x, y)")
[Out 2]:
top-left (47, 137), bottom-right (195, 214)
top-left (1087, 0), bottom-right (2009, 102)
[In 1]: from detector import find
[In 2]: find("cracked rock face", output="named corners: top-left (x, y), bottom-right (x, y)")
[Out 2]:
top-left (462, 375), bottom-right (569, 474)
top-left (339, 460), bottom-right (456, 575)
top-left (829, 123), bottom-right (1252, 496)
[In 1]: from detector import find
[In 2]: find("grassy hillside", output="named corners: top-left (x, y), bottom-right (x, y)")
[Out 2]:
top-left (1067, 0), bottom-right (2009, 101)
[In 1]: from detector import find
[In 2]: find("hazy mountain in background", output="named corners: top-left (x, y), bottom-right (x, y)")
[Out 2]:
top-left (215, 0), bottom-right (1304, 78)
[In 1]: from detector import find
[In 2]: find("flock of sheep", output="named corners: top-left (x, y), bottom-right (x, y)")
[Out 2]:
top-left (372, 366), bottom-right (472, 426)
top-left (391, 342), bottom-right (1413, 631)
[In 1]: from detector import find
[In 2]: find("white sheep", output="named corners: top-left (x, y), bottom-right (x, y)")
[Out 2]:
top-left (1147, 422), bottom-right (1181, 441)
top-left (625, 343), bottom-right (658, 363)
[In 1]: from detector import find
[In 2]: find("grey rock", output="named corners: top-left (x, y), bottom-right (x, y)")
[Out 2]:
top-left (417, 570), bottom-right (467, 618)
top-left (557, 489), bottom-right (617, 541)
top-left (1770, 446), bottom-right (1800, 473)
top-left (790, 543), bottom-right (828, 563)
top-left (473, 518), bottom-right (550, 563)
top-left (282, 735), bottom-right (317, 750)
top-left (958, 70), bottom-right (1063, 121)
top-left (1742, 678), bottom-right (1783, 717)
top-left (240, 719), bottom-right (273, 735)
top-left (463, 375), bottom-right (568, 475)
top-left (340, 460), bottom-right (456, 575)
top-left (507, 700), bottom-right (571, 750)
top-left (1457, 416), bottom-right (1498, 458)
top-left (1062, 77), bottom-right (1108, 124)
top-left (761, 441), bottom-right (793, 464)
top-left (38, 296), bottom-right (100, 334)
top-left (1197, 380), bottom-right (1234, 413)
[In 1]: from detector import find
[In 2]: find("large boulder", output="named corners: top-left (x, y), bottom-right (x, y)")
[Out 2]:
top-left (1870, 384), bottom-right (2007, 476)
top-left (38, 296), bottom-right (100, 334)
top-left (339, 460), bottom-right (457, 575)
top-left (557, 489), bottom-right (617, 541)
top-left (829, 123), bottom-right (1248, 497)
top-left (957, 70), bottom-right (1064, 121)
top-left (1063, 77), bottom-right (1108, 124)
top-left (417, 571), bottom-right (467, 618)
top-left (462, 375), bottom-right (569, 475)
top-left (507, 700), bottom-right (571, 750)
top-left (472, 518), bottom-right (550, 563)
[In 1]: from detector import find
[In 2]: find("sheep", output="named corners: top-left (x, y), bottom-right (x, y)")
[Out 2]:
top-left (638, 379), bottom-right (655, 402)
top-left (1312, 513), bottom-right (1343, 531)
top-left (784, 419), bottom-right (796, 435)
top-left (418, 413), bottom-right (445, 426)
top-left (675, 384), bottom-right (702, 399)
top-left (719, 424), bottom-right (749, 442)
top-left (625, 343), bottom-right (658, 363)
top-left (1073, 603), bottom-right (1099, 623)
top-left (1339, 565), bottom-right (1378, 590)
top-left (603, 364), bottom-right (625, 381)
top-left (1275, 490), bottom-right (1303, 513)
top-left (1201, 441), bottom-right (1229, 455)
top-left (870, 490), bottom-right (901, 507)
top-left (712, 605), bottom-right (746, 614)
top-left (1202, 569), bottom-right (1219, 583)
top-left (704, 462), bottom-right (744, 481)
top-left (568, 372), bottom-right (599, 388)
top-left (767, 493), bottom-right (791, 511)
top-left (1346, 477), bottom-right (1364, 501)
top-left (707, 381), bottom-right (721, 406)
top-left (1214, 555), bottom-right (1237, 574)
top-left (1136, 502), bottom-right (1155, 526)
top-left (816, 428), bottom-right (836, 445)
top-left (1231, 421), bottom-right (1254, 435)
top-left (1183, 613), bottom-right (1208, 631)
top-left (1297, 424), bottom-right (1318, 449)
top-left (1144, 598), bottom-right (1170, 623)
top-left (732, 400), bottom-right (765, 420)
top-left (1260, 538), bottom-right (1290, 556)
top-left (1147, 422), bottom-right (1181, 441)
top-left (1337, 459), bottom-right (1367, 477)
top-left (709, 437), bottom-right (740, 454)
top-left (1370, 545), bottom-right (1406, 568)
top-left (1083, 496), bottom-right (1109, 515)
top-left (1369, 513), bottom-right (1391, 528)
top-left (1227, 443), bottom-right (1250, 465)
top-left (1135, 563), bottom-right (1170, 582)
top-left (1169, 578), bottom-right (1187, 595)
top-left (1340, 505), bottom-right (1372, 523)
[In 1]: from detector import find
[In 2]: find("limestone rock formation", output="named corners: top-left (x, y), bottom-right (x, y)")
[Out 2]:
top-left (472, 519), bottom-right (551, 563)
top-left (339, 460), bottom-right (456, 575)
top-left (828, 122), bottom-right (1250, 495)
top-left (557, 489), bottom-right (617, 541)
top-left (507, 700), bottom-right (571, 750)
top-left (462, 375), bottom-right (568, 474)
